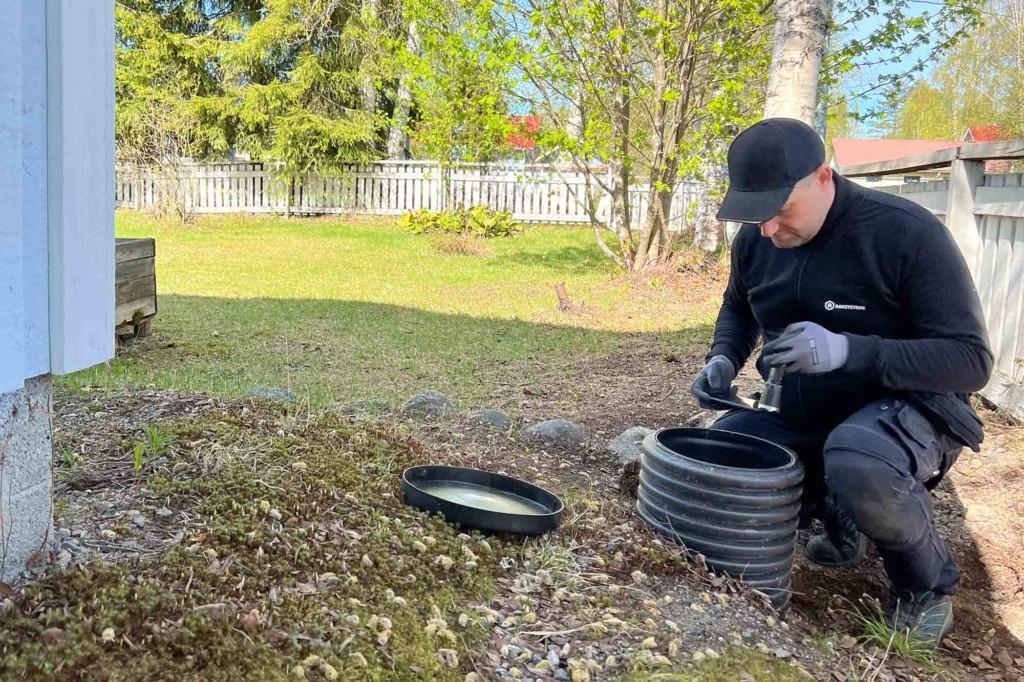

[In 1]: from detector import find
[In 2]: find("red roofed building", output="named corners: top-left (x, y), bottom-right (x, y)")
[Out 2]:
top-left (507, 115), bottom-right (542, 152)
top-left (963, 125), bottom-right (1009, 143)
top-left (962, 125), bottom-right (1011, 172)
top-left (830, 138), bottom-right (962, 187)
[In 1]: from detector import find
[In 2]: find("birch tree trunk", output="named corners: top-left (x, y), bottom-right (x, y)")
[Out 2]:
top-left (387, 20), bottom-right (419, 159)
top-left (763, 0), bottom-right (829, 124)
top-left (360, 0), bottom-right (379, 115)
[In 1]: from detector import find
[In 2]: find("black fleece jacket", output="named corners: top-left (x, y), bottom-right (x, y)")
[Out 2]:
top-left (709, 173), bottom-right (994, 432)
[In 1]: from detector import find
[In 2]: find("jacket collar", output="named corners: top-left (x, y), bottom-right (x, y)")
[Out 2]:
top-left (808, 172), bottom-right (858, 246)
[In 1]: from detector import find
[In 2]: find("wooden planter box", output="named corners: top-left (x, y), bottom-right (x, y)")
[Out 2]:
top-left (115, 237), bottom-right (157, 339)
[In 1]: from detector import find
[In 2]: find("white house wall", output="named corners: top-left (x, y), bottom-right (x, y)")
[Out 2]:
top-left (1, 0), bottom-right (29, 394)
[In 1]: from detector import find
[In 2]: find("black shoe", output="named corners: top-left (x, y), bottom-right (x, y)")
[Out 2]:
top-left (804, 494), bottom-right (866, 568)
top-left (887, 589), bottom-right (954, 648)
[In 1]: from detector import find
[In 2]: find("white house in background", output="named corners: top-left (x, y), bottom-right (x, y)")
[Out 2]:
top-left (830, 138), bottom-right (963, 187)
top-left (1, 1), bottom-right (113, 582)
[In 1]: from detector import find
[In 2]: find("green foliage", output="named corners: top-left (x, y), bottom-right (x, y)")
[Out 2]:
top-left (399, 207), bottom-right (519, 238)
top-left (472, 0), bottom-right (771, 269)
top-left (116, 0), bottom-right (516, 177)
top-left (625, 646), bottom-right (811, 681)
top-left (133, 426), bottom-right (174, 472)
top-left (116, 0), bottom-right (387, 179)
top-left (60, 448), bottom-right (80, 469)
top-left (402, 0), bottom-right (516, 165)
top-left (846, 598), bottom-right (945, 672)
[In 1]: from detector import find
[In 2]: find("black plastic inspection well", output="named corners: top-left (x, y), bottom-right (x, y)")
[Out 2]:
top-left (402, 465), bottom-right (563, 535)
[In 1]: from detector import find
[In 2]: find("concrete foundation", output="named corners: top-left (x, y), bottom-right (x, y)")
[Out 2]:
top-left (0, 374), bottom-right (53, 584)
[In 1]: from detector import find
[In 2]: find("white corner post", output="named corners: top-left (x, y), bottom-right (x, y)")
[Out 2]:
top-left (47, 0), bottom-right (116, 372)
top-left (945, 157), bottom-right (985, 278)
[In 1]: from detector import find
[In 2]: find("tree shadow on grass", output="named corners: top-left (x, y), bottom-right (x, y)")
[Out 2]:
top-left (70, 294), bottom-right (706, 409)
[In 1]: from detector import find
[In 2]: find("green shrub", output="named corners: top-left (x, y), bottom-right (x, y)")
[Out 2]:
top-left (400, 207), bottom-right (520, 238)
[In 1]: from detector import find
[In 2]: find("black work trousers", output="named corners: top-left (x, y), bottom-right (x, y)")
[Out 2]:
top-left (713, 398), bottom-right (962, 595)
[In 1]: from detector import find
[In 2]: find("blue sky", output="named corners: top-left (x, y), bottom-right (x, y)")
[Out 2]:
top-left (833, 1), bottom-right (953, 137)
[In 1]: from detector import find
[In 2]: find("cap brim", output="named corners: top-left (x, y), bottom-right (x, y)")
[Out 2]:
top-left (716, 184), bottom-right (795, 223)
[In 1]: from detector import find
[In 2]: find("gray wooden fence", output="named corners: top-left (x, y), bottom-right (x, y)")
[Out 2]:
top-left (115, 160), bottom-right (704, 230)
top-left (840, 141), bottom-right (1024, 420)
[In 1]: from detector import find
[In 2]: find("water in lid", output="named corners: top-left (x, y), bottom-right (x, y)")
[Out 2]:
top-left (419, 481), bottom-right (546, 515)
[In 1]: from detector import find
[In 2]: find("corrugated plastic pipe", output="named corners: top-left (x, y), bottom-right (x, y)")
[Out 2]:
top-left (637, 427), bottom-right (804, 609)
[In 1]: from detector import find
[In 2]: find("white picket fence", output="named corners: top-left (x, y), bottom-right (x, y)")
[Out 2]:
top-left (115, 160), bottom-right (705, 229)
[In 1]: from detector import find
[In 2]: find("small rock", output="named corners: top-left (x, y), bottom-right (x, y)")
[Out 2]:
top-left (55, 549), bottom-right (73, 569)
top-left (437, 648), bottom-right (459, 668)
top-left (40, 627), bottom-right (67, 644)
top-left (155, 507), bottom-right (173, 518)
top-left (240, 609), bottom-right (261, 631)
top-left (607, 426), bottom-right (654, 465)
top-left (101, 627), bottom-right (115, 643)
top-left (132, 515), bottom-right (145, 528)
top-left (997, 650), bottom-right (1014, 667)
top-left (400, 390), bottom-right (458, 418)
top-left (193, 603), bottom-right (234, 620)
top-left (246, 387), bottom-right (296, 402)
top-left (772, 648), bottom-right (792, 659)
top-left (553, 669), bottom-right (569, 681)
top-left (100, 529), bottom-right (117, 541)
top-left (521, 419), bottom-right (585, 448)
top-left (467, 409), bottom-right (513, 431)
top-left (547, 649), bottom-right (560, 667)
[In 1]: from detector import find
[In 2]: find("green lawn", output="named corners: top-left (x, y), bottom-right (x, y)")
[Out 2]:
top-left (67, 212), bottom-right (721, 405)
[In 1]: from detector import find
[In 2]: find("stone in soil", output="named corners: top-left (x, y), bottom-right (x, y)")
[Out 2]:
top-left (467, 409), bottom-right (513, 431)
top-left (521, 419), bottom-right (585, 448)
top-left (608, 426), bottom-right (654, 465)
top-left (399, 390), bottom-right (458, 418)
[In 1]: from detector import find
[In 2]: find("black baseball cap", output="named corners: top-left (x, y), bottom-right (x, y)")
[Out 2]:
top-left (716, 118), bottom-right (825, 223)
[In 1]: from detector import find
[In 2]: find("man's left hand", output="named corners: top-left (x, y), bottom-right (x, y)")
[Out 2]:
top-left (763, 321), bottom-right (849, 374)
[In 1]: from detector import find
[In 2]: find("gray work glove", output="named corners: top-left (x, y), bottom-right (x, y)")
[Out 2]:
top-left (762, 321), bottom-right (849, 374)
top-left (691, 355), bottom-right (737, 409)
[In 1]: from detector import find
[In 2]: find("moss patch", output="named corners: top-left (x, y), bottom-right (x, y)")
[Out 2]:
top-left (1, 407), bottom-right (506, 680)
top-left (628, 646), bottom-right (812, 681)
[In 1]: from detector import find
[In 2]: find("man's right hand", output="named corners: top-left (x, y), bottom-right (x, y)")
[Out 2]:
top-left (691, 355), bottom-right (737, 409)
